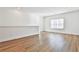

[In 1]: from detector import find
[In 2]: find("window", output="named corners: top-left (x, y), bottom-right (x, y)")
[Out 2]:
top-left (50, 18), bottom-right (64, 29)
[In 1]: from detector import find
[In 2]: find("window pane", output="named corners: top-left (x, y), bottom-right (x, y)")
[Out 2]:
top-left (50, 18), bottom-right (64, 29)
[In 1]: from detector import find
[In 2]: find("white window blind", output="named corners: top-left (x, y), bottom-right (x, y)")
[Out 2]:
top-left (50, 18), bottom-right (64, 29)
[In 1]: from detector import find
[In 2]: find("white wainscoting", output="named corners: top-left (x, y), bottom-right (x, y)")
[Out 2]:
top-left (0, 26), bottom-right (39, 42)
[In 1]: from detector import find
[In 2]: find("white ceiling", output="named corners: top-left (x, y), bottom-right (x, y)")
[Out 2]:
top-left (22, 7), bottom-right (79, 16)
top-left (0, 7), bottom-right (79, 16)
top-left (22, 7), bottom-right (79, 13)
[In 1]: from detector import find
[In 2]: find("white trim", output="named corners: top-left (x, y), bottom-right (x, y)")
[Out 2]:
top-left (44, 30), bottom-right (79, 35)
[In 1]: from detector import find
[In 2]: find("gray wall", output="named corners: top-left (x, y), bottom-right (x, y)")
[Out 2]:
top-left (43, 10), bottom-right (79, 35)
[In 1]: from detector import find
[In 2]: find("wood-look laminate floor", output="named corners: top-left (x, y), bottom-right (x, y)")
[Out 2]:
top-left (0, 32), bottom-right (79, 52)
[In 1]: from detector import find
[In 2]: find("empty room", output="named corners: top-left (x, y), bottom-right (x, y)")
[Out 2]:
top-left (0, 7), bottom-right (79, 52)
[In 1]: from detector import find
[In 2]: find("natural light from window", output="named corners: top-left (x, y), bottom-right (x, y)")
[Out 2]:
top-left (50, 18), bottom-right (64, 29)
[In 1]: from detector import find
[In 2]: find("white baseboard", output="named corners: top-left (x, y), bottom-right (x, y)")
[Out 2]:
top-left (44, 30), bottom-right (79, 35)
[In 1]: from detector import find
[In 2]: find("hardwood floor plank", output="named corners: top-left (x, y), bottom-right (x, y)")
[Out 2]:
top-left (0, 32), bottom-right (79, 52)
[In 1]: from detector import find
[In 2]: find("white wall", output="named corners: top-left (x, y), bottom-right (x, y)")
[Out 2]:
top-left (0, 8), bottom-right (40, 42)
top-left (0, 8), bottom-right (39, 26)
top-left (39, 16), bottom-right (44, 32)
top-left (43, 10), bottom-right (79, 35)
